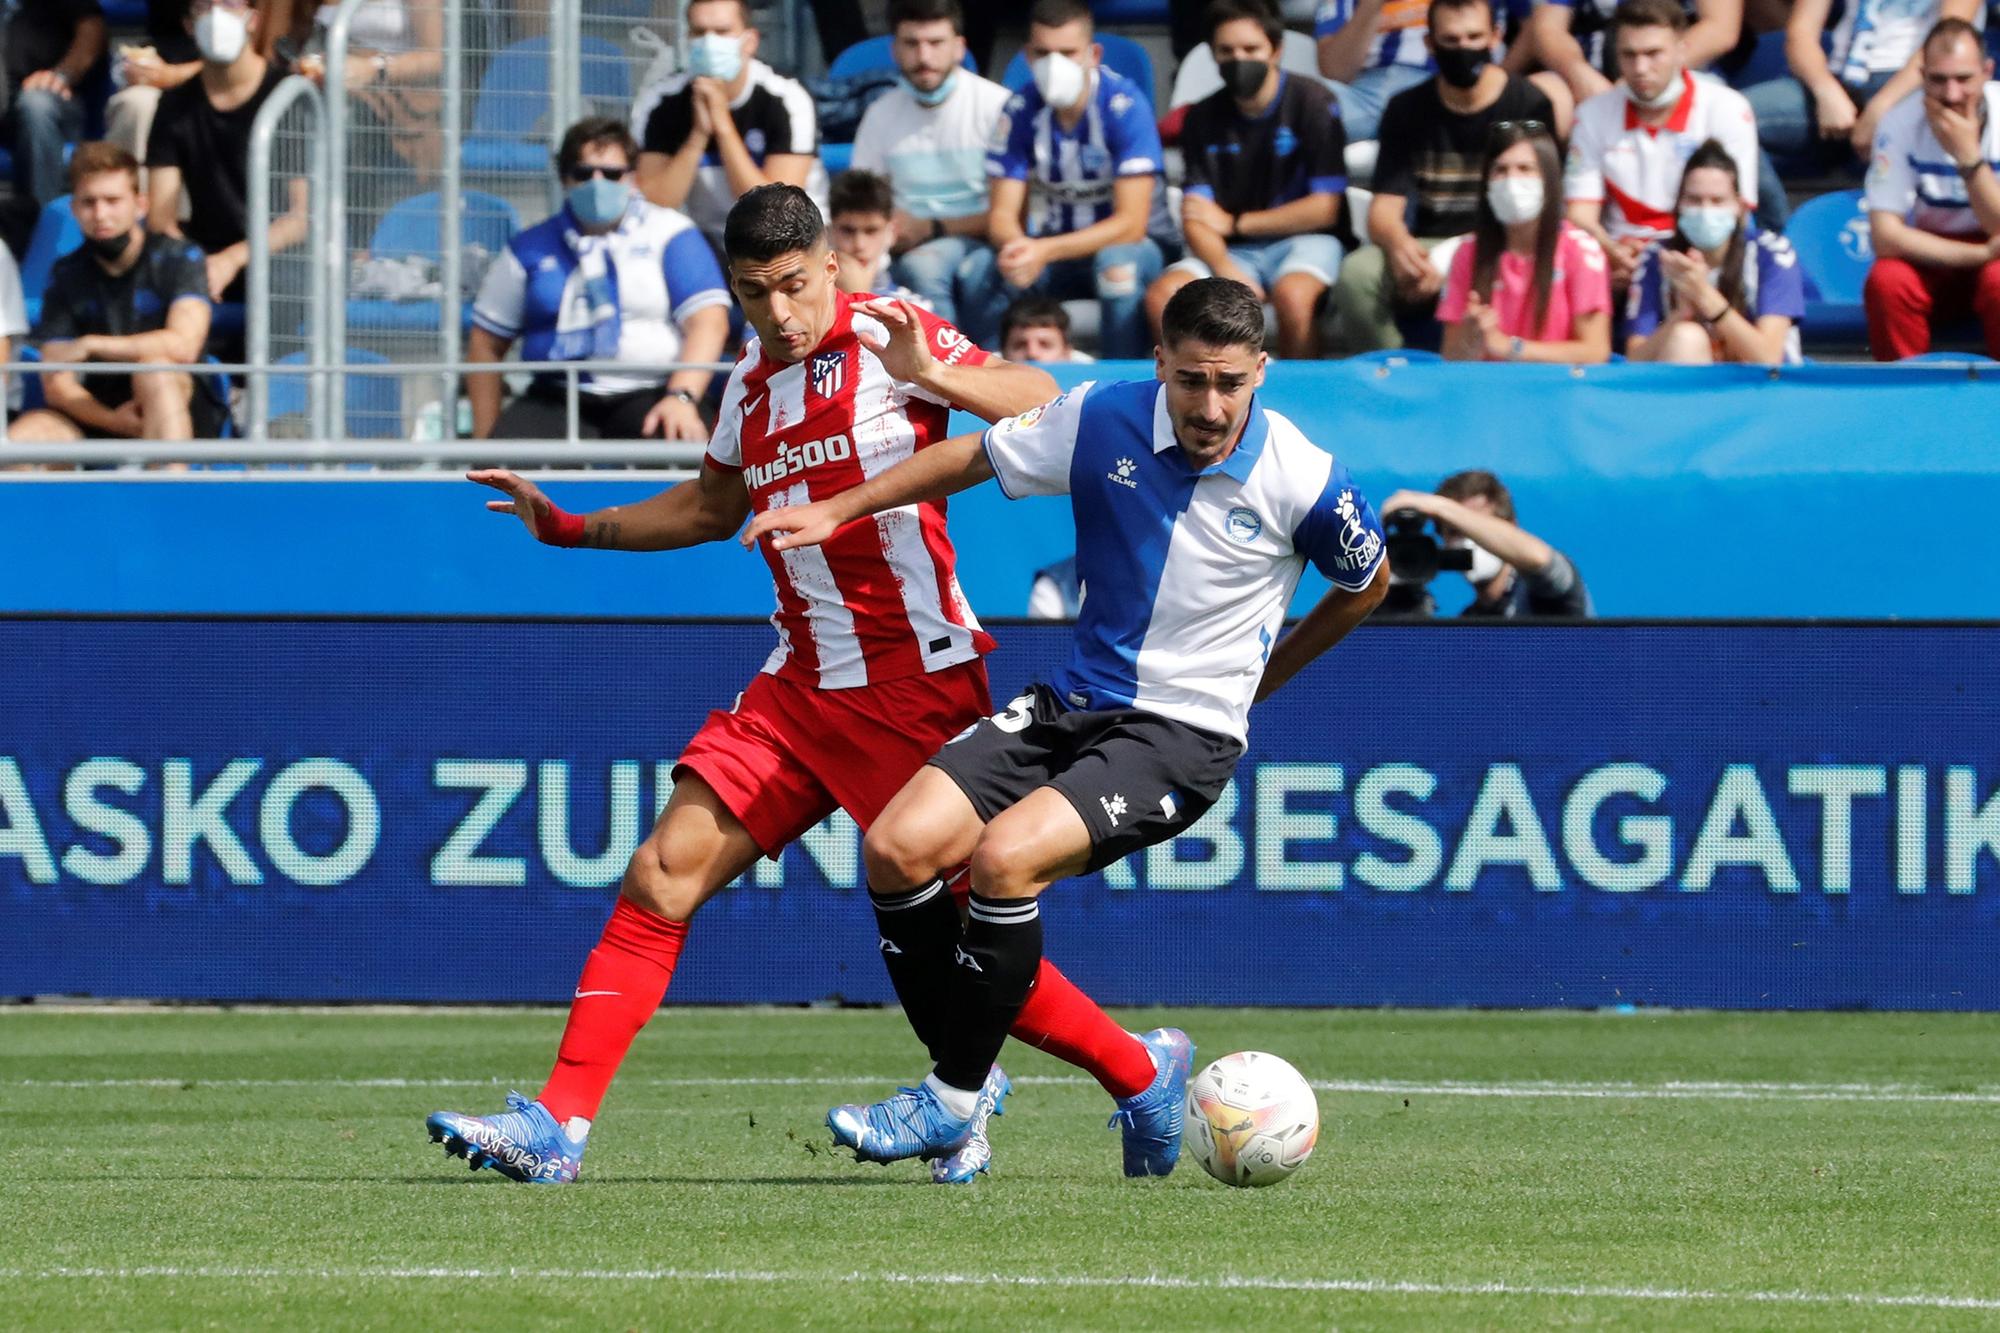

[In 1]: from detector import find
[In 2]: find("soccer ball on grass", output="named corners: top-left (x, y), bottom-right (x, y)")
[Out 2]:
top-left (1182, 1051), bottom-right (1319, 1187)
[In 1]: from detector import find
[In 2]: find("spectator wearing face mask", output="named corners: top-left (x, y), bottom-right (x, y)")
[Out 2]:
top-left (1001, 295), bottom-right (1096, 361)
top-left (1147, 0), bottom-right (1349, 360)
top-left (633, 0), bottom-right (825, 248)
top-left (1439, 120), bottom-right (1612, 361)
top-left (1333, 0), bottom-right (1554, 352)
top-left (1562, 0), bottom-right (1763, 292)
top-left (1627, 138), bottom-right (1804, 364)
top-left (146, 0), bottom-right (309, 327)
top-left (467, 117), bottom-right (732, 442)
top-left (955, 0), bottom-right (1166, 357)
top-left (1381, 470), bottom-right (1593, 617)
top-left (849, 0), bottom-right (1010, 324)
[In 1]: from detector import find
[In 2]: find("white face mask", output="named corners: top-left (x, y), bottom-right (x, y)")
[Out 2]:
top-left (1031, 51), bottom-right (1088, 109)
top-left (1677, 204), bottom-right (1738, 252)
top-left (1628, 74), bottom-right (1683, 110)
top-left (1456, 541), bottom-right (1505, 585)
top-left (1486, 174), bottom-right (1544, 226)
top-left (194, 7), bottom-right (249, 64)
top-left (688, 31), bottom-right (745, 82)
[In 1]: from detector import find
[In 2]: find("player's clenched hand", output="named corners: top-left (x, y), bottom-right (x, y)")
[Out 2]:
top-left (740, 501), bottom-right (844, 552)
top-left (854, 298), bottom-right (934, 384)
top-left (469, 468), bottom-right (569, 543)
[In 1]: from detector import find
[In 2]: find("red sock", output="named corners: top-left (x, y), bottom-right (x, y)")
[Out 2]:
top-left (1011, 961), bottom-right (1156, 1100)
top-left (538, 897), bottom-right (687, 1123)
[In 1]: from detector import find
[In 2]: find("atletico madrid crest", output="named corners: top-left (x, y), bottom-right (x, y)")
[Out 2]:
top-left (810, 351), bottom-right (845, 399)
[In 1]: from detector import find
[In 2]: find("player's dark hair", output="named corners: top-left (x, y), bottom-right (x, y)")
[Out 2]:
top-left (828, 169), bottom-right (895, 219)
top-left (1470, 120), bottom-right (1562, 336)
top-left (554, 116), bottom-right (638, 182)
top-left (1923, 15), bottom-right (1984, 59)
top-left (1029, 0), bottom-right (1094, 34)
top-left (1001, 295), bottom-right (1071, 343)
top-left (1204, 0), bottom-right (1283, 48)
top-left (1161, 276), bottom-right (1266, 351)
top-left (1669, 139), bottom-right (1750, 319)
top-left (724, 183), bottom-right (828, 264)
top-left (1437, 469), bottom-right (1516, 522)
top-left (1611, 0), bottom-right (1687, 33)
top-left (889, 0), bottom-right (964, 35)
top-left (1428, 0), bottom-right (1496, 34)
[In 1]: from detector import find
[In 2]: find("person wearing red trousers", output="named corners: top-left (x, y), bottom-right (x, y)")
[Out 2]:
top-left (1862, 17), bottom-right (2000, 359)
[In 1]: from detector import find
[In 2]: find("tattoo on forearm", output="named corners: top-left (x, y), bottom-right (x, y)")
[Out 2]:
top-left (585, 520), bottom-right (622, 549)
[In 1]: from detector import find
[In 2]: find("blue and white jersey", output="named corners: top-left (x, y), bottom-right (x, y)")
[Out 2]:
top-left (1829, 0), bottom-right (1977, 84)
top-left (981, 379), bottom-right (1386, 743)
top-left (986, 67), bottom-right (1164, 239)
top-left (1626, 225), bottom-right (1806, 363)
top-left (1313, 0), bottom-right (1436, 73)
top-left (1866, 81), bottom-right (2000, 236)
top-left (472, 199), bottom-right (731, 396)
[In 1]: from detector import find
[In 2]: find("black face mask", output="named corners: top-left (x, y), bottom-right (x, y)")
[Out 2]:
top-left (1216, 59), bottom-right (1269, 100)
top-left (1433, 44), bottom-right (1492, 89)
top-left (86, 232), bottom-right (134, 263)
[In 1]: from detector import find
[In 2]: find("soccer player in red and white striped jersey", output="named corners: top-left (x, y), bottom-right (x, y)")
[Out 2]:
top-left (428, 185), bottom-right (1165, 1185)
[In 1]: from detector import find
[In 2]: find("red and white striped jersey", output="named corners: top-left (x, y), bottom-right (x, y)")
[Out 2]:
top-left (706, 290), bottom-right (998, 690)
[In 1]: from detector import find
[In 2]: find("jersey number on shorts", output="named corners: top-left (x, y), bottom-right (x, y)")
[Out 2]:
top-left (990, 692), bottom-right (1036, 734)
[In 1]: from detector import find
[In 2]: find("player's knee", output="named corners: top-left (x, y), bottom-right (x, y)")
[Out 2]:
top-left (861, 818), bottom-right (935, 894)
top-left (968, 828), bottom-right (1046, 900)
top-left (620, 838), bottom-right (700, 922)
top-left (1659, 321), bottom-right (1715, 364)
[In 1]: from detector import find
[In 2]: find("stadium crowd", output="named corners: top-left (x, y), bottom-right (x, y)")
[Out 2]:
top-left (0, 0), bottom-right (1997, 448)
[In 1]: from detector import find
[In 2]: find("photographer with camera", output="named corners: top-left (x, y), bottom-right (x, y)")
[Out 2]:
top-left (1378, 470), bottom-right (1591, 617)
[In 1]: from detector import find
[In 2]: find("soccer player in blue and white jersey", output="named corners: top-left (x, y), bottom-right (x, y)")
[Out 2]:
top-left (742, 278), bottom-right (1390, 1173)
top-left (955, 0), bottom-right (1167, 357)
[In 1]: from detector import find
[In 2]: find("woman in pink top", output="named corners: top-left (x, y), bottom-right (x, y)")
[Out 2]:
top-left (1438, 121), bottom-right (1612, 363)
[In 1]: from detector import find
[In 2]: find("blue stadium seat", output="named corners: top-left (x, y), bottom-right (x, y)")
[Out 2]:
top-left (101, 1), bottom-right (150, 22)
top-left (823, 142), bottom-right (854, 174)
top-left (461, 36), bottom-right (630, 175)
top-left (19, 194), bottom-right (82, 327)
top-left (1090, 0), bottom-right (1172, 25)
top-left (270, 348), bottom-right (402, 439)
top-left (349, 190), bottom-right (521, 334)
top-left (1002, 34), bottom-right (1156, 104)
top-left (1787, 188), bottom-right (1872, 341)
top-left (826, 35), bottom-right (979, 81)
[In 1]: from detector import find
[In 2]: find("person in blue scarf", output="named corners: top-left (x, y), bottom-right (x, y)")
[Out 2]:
top-left (468, 116), bottom-right (732, 441)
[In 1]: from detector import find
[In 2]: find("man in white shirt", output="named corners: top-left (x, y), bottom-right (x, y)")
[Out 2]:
top-left (1562, 0), bottom-right (1759, 290)
top-left (851, 0), bottom-right (1010, 324)
top-left (1863, 18), bottom-right (2000, 359)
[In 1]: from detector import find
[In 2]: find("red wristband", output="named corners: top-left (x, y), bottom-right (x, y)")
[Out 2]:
top-left (543, 507), bottom-right (587, 548)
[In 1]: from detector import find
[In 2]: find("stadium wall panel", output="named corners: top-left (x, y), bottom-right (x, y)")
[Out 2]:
top-left (5, 362), bottom-right (1998, 618)
top-left (5, 618), bottom-right (1999, 1009)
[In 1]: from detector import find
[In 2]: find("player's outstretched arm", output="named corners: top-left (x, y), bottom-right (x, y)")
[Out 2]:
top-left (468, 465), bottom-right (750, 552)
top-left (855, 297), bottom-right (1058, 424)
top-left (1253, 560), bottom-right (1391, 705)
top-left (739, 430), bottom-right (994, 553)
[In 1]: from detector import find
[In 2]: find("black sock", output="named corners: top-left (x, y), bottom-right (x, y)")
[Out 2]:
top-left (869, 878), bottom-right (963, 1063)
top-left (933, 893), bottom-right (1043, 1093)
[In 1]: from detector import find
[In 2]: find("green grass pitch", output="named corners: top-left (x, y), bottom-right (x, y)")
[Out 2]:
top-left (7, 1005), bottom-right (2000, 1330)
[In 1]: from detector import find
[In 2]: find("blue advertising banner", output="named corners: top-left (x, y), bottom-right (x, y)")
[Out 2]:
top-left (3, 618), bottom-right (1999, 1009)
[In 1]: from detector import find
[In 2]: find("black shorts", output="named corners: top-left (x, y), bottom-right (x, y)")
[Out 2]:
top-left (928, 682), bottom-right (1244, 873)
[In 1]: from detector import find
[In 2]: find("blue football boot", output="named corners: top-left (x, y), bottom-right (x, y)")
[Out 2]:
top-left (425, 1092), bottom-right (585, 1184)
top-left (827, 1081), bottom-right (973, 1165)
top-left (1107, 1027), bottom-right (1194, 1177)
top-left (929, 1065), bottom-right (1012, 1184)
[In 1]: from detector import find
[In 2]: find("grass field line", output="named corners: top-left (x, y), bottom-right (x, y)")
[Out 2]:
top-left (13, 1074), bottom-right (2000, 1104)
top-left (3, 1265), bottom-right (1999, 1311)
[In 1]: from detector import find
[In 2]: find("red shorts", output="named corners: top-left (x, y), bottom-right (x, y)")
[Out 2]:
top-left (675, 659), bottom-right (992, 856)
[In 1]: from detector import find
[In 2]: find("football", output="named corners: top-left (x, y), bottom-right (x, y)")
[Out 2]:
top-left (1182, 1051), bottom-right (1320, 1187)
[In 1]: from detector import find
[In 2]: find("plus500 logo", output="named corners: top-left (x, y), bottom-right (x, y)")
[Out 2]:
top-left (747, 432), bottom-right (853, 490)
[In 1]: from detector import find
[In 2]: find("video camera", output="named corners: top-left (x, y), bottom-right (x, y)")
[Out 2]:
top-left (1379, 508), bottom-right (1472, 617)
